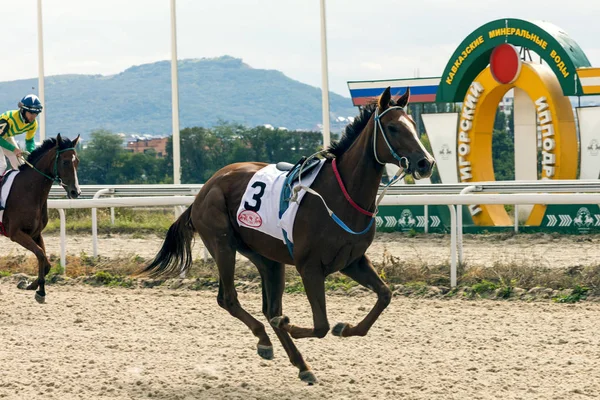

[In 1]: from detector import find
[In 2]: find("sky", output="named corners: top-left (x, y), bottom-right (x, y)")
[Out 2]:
top-left (2, 0), bottom-right (600, 97)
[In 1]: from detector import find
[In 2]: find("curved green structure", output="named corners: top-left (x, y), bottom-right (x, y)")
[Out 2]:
top-left (436, 18), bottom-right (591, 102)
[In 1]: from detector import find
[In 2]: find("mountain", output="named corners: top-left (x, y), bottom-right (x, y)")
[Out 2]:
top-left (0, 56), bottom-right (357, 140)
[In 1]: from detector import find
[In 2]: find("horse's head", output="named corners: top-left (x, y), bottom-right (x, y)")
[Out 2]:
top-left (55, 133), bottom-right (81, 199)
top-left (373, 87), bottom-right (435, 179)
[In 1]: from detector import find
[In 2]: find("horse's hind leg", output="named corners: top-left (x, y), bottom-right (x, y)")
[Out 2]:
top-left (244, 252), bottom-right (315, 383)
top-left (332, 254), bottom-right (392, 337)
top-left (205, 239), bottom-right (274, 359)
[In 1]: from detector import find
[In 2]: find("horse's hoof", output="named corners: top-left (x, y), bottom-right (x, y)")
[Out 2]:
top-left (257, 344), bottom-right (273, 360)
top-left (332, 322), bottom-right (349, 337)
top-left (16, 280), bottom-right (30, 290)
top-left (35, 292), bottom-right (45, 304)
top-left (299, 370), bottom-right (317, 385)
top-left (270, 315), bottom-right (290, 329)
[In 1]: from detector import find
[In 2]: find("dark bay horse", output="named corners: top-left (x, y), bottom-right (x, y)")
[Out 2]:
top-left (140, 87), bottom-right (435, 383)
top-left (2, 134), bottom-right (81, 303)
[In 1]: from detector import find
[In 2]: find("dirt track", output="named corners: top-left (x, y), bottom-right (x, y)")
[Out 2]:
top-left (1, 281), bottom-right (600, 400)
top-left (2, 232), bottom-right (600, 399)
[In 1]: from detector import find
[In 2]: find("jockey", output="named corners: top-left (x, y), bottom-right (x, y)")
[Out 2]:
top-left (0, 94), bottom-right (43, 177)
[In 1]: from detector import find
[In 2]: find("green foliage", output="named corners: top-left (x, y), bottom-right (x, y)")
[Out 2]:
top-left (284, 275), bottom-right (358, 294)
top-left (77, 130), bottom-right (169, 184)
top-left (167, 123), bottom-right (323, 183)
top-left (93, 271), bottom-right (133, 288)
top-left (472, 280), bottom-right (497, 294)
top-left (496, 278), bottom-right (516, 299)
top-left (492, 129), bottom-right (515, 181)
top-left (324, 275), bottom-right (358, 292)
top-left (75, 124), bottom-right (324, 185)
top-left (405, 281), bottom-right (429, 296)
top-left (44, 208), bottom-right (175, 234)
top-left (0, 270), bottom-right (11, 277)
top-left (48, 264), bottom-right (64, 276)
top-left (494, 107), bottom-right (508, 132)
top-left (553, 285), bottom-right (589, 303)
top-left (285, 278), bottom-right (305, 294)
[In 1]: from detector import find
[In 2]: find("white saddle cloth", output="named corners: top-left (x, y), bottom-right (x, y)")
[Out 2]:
top-left (236, 160), bottom-right (325, 243)
top-left (0, 170), bottom-right (20, 223)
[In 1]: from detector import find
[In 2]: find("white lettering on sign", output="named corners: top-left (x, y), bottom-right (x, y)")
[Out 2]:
top-left (457, 82), bottom-right (483, 184)
top-left (536, 97), bottom-right (556, 179)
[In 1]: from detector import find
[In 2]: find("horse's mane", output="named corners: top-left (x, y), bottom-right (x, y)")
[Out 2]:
top-left (19, 137), bottom-right (76, 171)
top-left (327, 102), bottom-right (377, 158)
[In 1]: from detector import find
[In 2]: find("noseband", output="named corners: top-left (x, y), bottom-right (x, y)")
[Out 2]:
top-left (373, 106), bottom-right (410, 172)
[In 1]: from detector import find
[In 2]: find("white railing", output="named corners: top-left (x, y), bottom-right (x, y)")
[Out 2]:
top-left (47, 192), bottom-right (600, 288)
top-left (49, 180), bottom-right (600, 199)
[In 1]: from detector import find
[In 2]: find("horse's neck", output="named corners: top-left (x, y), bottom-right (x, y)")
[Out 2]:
top-left (24, 153), bottom-right (55, 197)
top-left (334, 120), bottom-right (384, 210)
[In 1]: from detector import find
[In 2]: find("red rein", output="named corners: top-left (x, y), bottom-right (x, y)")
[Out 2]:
top-left (332, 158), bottom-right (375, 218)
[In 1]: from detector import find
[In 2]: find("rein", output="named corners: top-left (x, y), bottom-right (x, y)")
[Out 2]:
top-left (332, 158), bottom-right (374, 217)
top-left (20, 147), bottom-right (75, 188)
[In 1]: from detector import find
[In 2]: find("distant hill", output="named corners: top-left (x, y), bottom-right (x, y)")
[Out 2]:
top-left (0, 56), bottom-right (358, 141)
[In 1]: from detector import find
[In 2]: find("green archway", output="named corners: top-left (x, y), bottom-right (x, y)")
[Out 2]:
top-left (436, 18), bottom-right (591, 102)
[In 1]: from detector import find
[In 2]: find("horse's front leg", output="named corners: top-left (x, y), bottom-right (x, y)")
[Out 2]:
top-left (11, 230), bottom-right (50, 303)
top-left (271, 266), bottom-right (330, 340)
top-left (331, 255), bottom-right (391, 337)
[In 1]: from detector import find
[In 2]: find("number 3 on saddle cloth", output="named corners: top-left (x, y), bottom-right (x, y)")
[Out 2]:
top-left (0, 170), bottom-right (20, 236)
top-left (236, 157), bottom-right (325, 258)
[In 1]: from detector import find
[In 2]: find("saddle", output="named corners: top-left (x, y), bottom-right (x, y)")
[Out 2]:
top-left (278, 156), bottom-right (323, 257)
top-left (280, 156), bottom-right (322, 183)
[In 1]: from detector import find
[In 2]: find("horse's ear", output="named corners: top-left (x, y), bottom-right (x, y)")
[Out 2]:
top-left (57, 133), bottom-right (63, 146)
top-left (378, 87), bottom-right (392, 110)
top-left (397, 87), bottom-right (410, 108)
top-left (72, 134), bottom-right (80, 148)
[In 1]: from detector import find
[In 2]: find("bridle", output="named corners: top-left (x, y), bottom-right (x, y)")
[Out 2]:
top-left (20, 147), bottom-right (76, 188)
top-left (373, 105), bottom-right (411, 173)
top-left (288, 106), bottom-right (413, 235)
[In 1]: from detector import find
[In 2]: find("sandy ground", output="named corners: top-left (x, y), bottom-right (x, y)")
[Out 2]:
top-left (3, 231), bottom-right (600, 269)
top-left (1, 282), bottom-right (599, 400)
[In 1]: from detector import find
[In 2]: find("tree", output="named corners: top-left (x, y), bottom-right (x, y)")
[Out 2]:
top-left (494, 107), bottom-right (508, 132)
top-left (168, 123), bottom-right (324, 184)
top-left (78, 130), bottom-right (169, 184)
top-left (78, 130), bottom-right (125, 184)
top-left (492, 129), bottom-right (515, 181)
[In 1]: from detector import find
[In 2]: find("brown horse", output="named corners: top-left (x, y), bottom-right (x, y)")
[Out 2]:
top-left (2, 134), bottom-right (81, 303)
top-left (140, 87), bottom-right (435, 383)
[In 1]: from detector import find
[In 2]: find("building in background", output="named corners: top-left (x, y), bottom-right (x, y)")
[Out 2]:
top-left (126, 137), bottom-right (168, 157)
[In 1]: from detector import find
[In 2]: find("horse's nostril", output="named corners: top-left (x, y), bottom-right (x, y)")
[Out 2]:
top-left (417, 158), bottom-right (430, 171)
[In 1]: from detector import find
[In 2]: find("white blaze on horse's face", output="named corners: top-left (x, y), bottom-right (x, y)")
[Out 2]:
top-left (399, 115), bottom-right (427, 154)
top-left (72, 154), bottom-right (81, 190)
top-left (398, 113), bottom-right (434, 179)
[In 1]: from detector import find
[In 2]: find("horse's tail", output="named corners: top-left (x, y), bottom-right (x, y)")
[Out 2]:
top-left (137, 206), bottom-right (195, 278)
